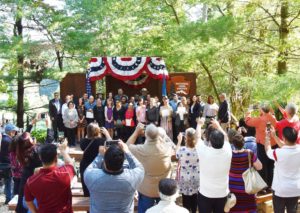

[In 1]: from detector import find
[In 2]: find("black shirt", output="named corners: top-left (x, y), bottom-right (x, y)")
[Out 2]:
top-left (218, 100), bottom-right (229, 123)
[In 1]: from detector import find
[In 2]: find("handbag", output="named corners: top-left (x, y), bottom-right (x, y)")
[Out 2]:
top-left (242, 150), bottom-right (267, 194)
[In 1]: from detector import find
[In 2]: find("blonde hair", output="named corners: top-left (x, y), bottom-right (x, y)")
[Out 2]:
top-left (86, 123), bottom-right (100, 139)
top-left (185, 128), bottom-right (196, 148)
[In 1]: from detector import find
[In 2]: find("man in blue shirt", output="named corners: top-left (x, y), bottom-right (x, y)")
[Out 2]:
top-left (169, 94), bottom-right (180, 112)
top-left (84, 141), bottom-right (144, 213)
top-left (84, 95), bottom-right (96, 124)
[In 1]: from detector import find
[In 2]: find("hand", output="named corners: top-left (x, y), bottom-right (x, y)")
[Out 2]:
top-left (177, 132), bottom-right (183, 144)
top-left (99, 146), bottom-right (106, 156)
top-left (210, 119), bottom-right (221, 130)
top-left (100, 127), bottom-right (109, 137)
top-left (58, 139), bottom-right (68, 153)
top-left (118, 140), bottom-right (129, 153)
top-left (197, 117), bottom-right (205, 126)
top-left (135, 123), bottom-right (145, 135)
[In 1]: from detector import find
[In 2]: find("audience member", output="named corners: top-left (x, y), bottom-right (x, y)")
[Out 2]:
top-left (275, 103), bottom-right (300, 144)
top-left (127, 123), bottom-right (173, 213)
top-left (229, 133), bottom-right (262, 212)
top-left (24, 141), bottom-right (75, 213)
top-left (196, 119), bottom-right (232, 213)
top-left (0, 123), bottom-right (18, 204)
top-left (146, 178), bottom-right (188, 213)
top-left (80, 123), bottom-right (112, 197)
top-left (245, 104), bottom-right (277, 188)
top-left (176, 128), bottom-right (199, 213)
top-left (84, 141), bottom-right (144, 213)
top-left (266, 127), bottom-right (300, 213)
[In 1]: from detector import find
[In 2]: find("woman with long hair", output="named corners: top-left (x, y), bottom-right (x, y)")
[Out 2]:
top-left (113, 100), bottom-right (126, 140)
top-left (104, 98), bottom-right (114, 138)
top-left (160, 96), bottom-right (173, 139)
top-left (15, 132), bottom-right (42, 213)
top-left (124, 103), bottom-right (136, 141)
top-left (176, 128), bottom-right (199, 213)
top-left (77, 97), bottom-right (87, 141)
top-left (189, 95), bottom-right (200, 129)
top-left (80, 123), bottom-right (111, 197)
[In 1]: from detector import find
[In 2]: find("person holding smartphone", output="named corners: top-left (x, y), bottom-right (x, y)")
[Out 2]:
top-left (245, 103), bottom-right (277, 192)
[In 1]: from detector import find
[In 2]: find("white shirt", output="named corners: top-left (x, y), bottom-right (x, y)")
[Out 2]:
top-left (146, 200), bottom-right (188, 213)
top-left (203, 103), bottom-right (219, 117)
top-left (196, 139), bottom-right (232, 198)
top-left (267, 145), bottom-right (300, 197)
top-left (62, 103), bottom-right (68, 116)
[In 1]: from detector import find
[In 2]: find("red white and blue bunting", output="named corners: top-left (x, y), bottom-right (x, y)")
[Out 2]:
top-left (87, 57), bottom-right (169, 82)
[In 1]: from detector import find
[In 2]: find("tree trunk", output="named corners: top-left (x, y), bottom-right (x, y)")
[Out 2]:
top-left (199, 59), bottom-right (220, 103)
top-left (278, 0), bottom-right (288, 75)
top-left (15, 8), bottom-right (24, 128)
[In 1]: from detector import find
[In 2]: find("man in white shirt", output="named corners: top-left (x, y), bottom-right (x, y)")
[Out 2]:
top-left (195, 119), bottom-right (232, 213)
top-left (265, 126), bottom-right (300, 213)
top-left (146, 178), bottom-right (188, 213)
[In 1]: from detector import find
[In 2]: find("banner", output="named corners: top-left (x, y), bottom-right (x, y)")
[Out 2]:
top-left (88, 57), bottom-right (169, 82)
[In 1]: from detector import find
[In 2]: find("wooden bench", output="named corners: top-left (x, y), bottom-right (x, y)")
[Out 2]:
top-left (8, 195), bottom-right (90, 212)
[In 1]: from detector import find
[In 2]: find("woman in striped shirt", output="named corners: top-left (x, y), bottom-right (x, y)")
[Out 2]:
top-left (229, 134), bottom-right (262, 212)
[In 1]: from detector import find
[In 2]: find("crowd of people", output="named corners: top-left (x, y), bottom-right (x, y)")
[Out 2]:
top-left (0, 87), bottom-right (299, 213)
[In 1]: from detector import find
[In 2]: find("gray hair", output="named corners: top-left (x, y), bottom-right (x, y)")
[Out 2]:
top-left (145, 124), bottom-right (159, 141)
top-left (286, 103), bottom-right (298, 116)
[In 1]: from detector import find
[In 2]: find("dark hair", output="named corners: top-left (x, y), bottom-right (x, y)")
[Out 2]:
top-left (228, 129), bottom-right (238, 144)
top-left (104, 146), bottom-right (125, 171)
top-left (67, 101), bottom-right (74, 107)
top-left (16, 133), bottom-right (34, 166)
top-left (209, 130), bottom-right (224, 149)
top-left (207, 95), bottom-right (214, 104)
top-left (231, 134), bottom-right (244, 150)
top-left (159, 178), bottom-right (177, 196)
top-left (38, 144), bottom-right (57, 165)
top-left (205, 125), bottom-right (216, 141)
top-left (239, 118), bottom-right (256, 137)
top-left (282, 127), bottom-right (298, 144)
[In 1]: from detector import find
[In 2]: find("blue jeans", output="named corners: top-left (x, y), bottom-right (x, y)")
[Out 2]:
top-left (138, 192), bottom-right (160, 213)
top-left (4, 176), bottom-right (12, 203)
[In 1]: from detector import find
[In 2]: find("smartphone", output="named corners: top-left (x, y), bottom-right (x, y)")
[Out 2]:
top-left (181, 132), bottom-right (186, 137)
top-left (266, 122), bottom-right (271, 132)
top-left (105, 140), bottom-right (119, 148)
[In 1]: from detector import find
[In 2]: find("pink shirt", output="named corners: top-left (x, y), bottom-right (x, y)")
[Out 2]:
top-left (136, 105), bottom-right (146, 123)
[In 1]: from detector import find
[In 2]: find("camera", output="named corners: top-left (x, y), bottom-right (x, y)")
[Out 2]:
top-left (40, 113), bottom-right (47, 119)
top-left (105, 140), bottom-right (119, 148)
top-left (266, 122), bottom-right (271, 132)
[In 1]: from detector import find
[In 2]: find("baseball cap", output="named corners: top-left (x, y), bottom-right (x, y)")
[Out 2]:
top-left (5, 123), bottom-right (18, 133)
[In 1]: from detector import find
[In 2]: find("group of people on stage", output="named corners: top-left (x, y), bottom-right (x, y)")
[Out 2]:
top-left (0, 88), bottom-right (299, 213)
top-left (49, 88), bottom-right (231, 147)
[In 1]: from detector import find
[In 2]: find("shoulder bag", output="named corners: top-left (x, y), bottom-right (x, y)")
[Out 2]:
top-left (242, 150), bottom-right (267, 194)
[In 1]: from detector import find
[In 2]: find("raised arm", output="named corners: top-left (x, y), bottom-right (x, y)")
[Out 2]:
top-left (195, 117), bottom-right (205, 141)
top-left (126, 123), bottom-right (144, 145)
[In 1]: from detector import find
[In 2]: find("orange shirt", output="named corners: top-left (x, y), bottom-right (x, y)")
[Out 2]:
top-left (245, 113), bottom-right (277, 146)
